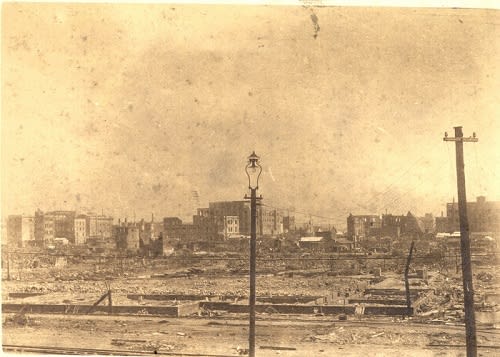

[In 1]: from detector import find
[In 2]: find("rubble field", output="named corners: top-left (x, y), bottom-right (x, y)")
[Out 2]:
top-left (2, 256), bottom-right (500, 355)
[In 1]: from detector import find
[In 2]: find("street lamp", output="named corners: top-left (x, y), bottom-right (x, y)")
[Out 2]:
top-left (245, 151), bottom-right (262, 357)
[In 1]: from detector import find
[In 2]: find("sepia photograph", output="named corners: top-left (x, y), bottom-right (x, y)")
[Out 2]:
top-left (1, 2), bottom-right (499, 356)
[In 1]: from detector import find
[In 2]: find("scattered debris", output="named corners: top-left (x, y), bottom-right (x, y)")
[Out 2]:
top-left (235, 346), bottom-right (249, 355)
top-left (477, 272), bottom-right (493, 282)
top-left (260, 345), bottom-right (297, 351)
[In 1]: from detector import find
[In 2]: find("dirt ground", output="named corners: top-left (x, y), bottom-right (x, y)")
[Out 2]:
top-left (2, 257), bottom-right (499, 356)
top-left (3, 313), bottom-right (499, 356)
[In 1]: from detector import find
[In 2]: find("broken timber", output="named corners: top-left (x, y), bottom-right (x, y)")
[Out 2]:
top-left (404, 241), bottom-right (415, 317)
top-left (87, 282), bottom-right (113, 314)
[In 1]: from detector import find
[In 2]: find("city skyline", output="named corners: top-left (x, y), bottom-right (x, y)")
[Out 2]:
top-left (2, 4), bottom-right (499, 228)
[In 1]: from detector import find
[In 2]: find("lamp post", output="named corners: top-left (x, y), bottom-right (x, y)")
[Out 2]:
top-left (245, 151), bottom-right (262, 357)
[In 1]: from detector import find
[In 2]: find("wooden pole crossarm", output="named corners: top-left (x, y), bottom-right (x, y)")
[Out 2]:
top-left (443, 137), bottom-right (478, 142)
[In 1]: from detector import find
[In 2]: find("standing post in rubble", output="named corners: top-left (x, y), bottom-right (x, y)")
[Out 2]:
top-left (443, 126), bottom-right (478, 357)
top-left (244, 152), bottom-right (263, 357)
top-left (404, 241), bottom-right (415, 316)
top-left (7, 252), bottom-right (11, 281)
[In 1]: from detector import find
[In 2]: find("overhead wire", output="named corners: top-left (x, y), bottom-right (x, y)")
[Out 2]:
top-left (378, 153), bottom-right (452, 215)
top-left (262, 150), bottom-right (447, 224)
top-left (255, 132), bottom-right (479, 225)
top-left (473, 141), bottom-right (483, 196)
top-left (445, 137), bottom-right (456, 202)
top-left (259, 202), bottom-right (341, 226)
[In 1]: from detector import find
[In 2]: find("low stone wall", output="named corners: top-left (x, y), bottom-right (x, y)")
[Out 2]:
top-left (2, 299), bottom-right (412, 318)
top-left (364, 305), bottom-right (412, 315)
top-left (127, 294), bottom-right (325, 305)
top-left (364, 289), bottom-right (423, 296)
top-left (255, 296), bottom-right (326, 305)
top-left (8, 293), bottom-right (46, 299)
top-left (127, 294), bottom-right (220, 302)
top-left (200, 302), bottom-right (409, 316)
top-left (2, 302), bottom-right (200, 317)
top-left (348, 298), bottom-right (407, 306)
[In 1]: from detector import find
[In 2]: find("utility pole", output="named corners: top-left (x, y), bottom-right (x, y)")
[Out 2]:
top-left (444, 126), bottom-right (478, 357)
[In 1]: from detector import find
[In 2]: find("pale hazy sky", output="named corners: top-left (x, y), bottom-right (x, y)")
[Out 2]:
top-left (2, 4), bottom-right (499, 227)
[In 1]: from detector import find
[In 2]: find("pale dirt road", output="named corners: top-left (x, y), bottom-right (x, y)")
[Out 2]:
top-left (3, 313), bottom-right (499, 356)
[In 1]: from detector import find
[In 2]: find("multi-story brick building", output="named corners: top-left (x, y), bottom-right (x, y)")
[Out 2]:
top-left (380, 214), bottom-right (403, 238)
top-left (260, 207), bottom-right (283, 236)
top-left (6, 215), bottom-right (35, 247)
top-left (163, 217), bottom-right (199, 240)
top-left (32, 210), bottom-right (53, 243)
top-left (208, 201), bottom-right (284, 237)
top-left (32, 210), bottom-right (113, 245)
top-left (435, 212), bottom-right (448, 233)
top-left (380, 212), bottom-right (424, 239)
top-left (193, 209), bottom-right (240, 240)
top-left (47, 211), bottom-right (76, 242)
top-left (445, 196), bottom-right (500, 234)
top-left (283, 215), bottom-right (296, 232)
top-left (347, 214), bottom-right (381, 243)
top-left (114, 224), bottom-right (140, 252)
top-left (138, 215), bottom-right (162, 247)
top-left (42, 213), bottom-right (55, 241)
top-left (209, 201), bottom-right (253, 235)
top-left (86, 214), bottom-right (113, 239)
top-left (74, 215), bottom-right (87, 244)
top-left (34, 209), bottom-right (45, 244)
top-left (221, 215), bottom-right (240, 238)
top-left (420, 213), bottom-right (435, 234)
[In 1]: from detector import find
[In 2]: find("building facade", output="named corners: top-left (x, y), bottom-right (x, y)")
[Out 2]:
top-left (7, 215), bottom-right (35, 247)
top-left (208, 201), bottom-right (284, 237)
top-left (260, 207), bottom-right (283, 236)
top-left (347, 214), bottom-right (381, 243)
top-left (48, 211), bottom-right (76, 242)
top-left (115, 224), bottom-right (140, 252)
top-left (380, 214), bottom-right (403, 238)
top-left (74, 215), bottom-right (87, 244)
top-left (283, 215), bottom-right (296, 232)
top-left (381, 212), bottom-right (424, 239)
top-left (43, 213), bottom-right (55, 241)
top-left (86, 215), bottom-right (113, 239)
top-left (445, 196), bottom-right (500, 234)
top-left (221, 215), bottom-right (240, 238)
top-left (34, 209), bottom-right (45, 244)
top-left (435, 213), bottom-right (448, 233)
top-left (209, 201), bottom-right (253, 235)
top-left (420, 213), bottom-right (435, 234)
top-left (163, 217), bottom-right (200, 243)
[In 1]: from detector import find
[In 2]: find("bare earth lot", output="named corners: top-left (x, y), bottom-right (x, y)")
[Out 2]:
top-left (3, 313), bottom-right (499, 356)
top-left (2, 257), bottom-right (499, 356)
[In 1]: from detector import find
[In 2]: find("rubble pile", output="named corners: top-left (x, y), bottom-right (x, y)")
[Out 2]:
top-left (3, 274), bottom-right (365, 306)
top-left (2, 311), bottom-right (40, 327)
top-left (306, 325), bottom-right (426, 345)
